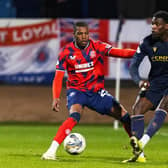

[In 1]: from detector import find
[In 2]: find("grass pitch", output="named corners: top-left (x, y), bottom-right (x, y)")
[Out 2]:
top-left (0, 123), bottom-right (168, 168)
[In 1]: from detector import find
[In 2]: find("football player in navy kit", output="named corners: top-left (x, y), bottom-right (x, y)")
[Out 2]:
top-left (123, 10), bottom-right (168, 163)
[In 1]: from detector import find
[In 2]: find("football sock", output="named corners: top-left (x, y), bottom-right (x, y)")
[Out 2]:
top-left (145, 109), bottom-right (167, 138)
top-left (53, 117), bottom-right (78, 144)
top-left (46, 140), bottom-right (59, 154)
top-left (69, 112), bottom-right (81, 122)
top-left (131, 115), bottom-right (144, 139)
top-left (139, 152), bottom-right (145, 157)
top-left (139, 134), bottom-right (150, 148)
top-left (120, 113), bottom-right (131, 137)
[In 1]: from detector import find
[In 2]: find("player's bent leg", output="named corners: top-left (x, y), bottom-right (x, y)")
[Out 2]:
top-left (108, 102), bottom-right (132, 137)
top-left (145, 109), bottom-right (167, 139)
top-left (123, 98), bottom-right (153, 163)
top-left (139, 96), bottom-right (168, 151)
top-left (120, 106), bottom-right (132, 137)
top-left (131, 98), bottom-right (153, 138)
top-left (42, 114), bottom-right (80, 160)
top-left (42, 105), bottom-right (82, 160)
top-left (122, 136), bottom-right (143, 163)
top-left (109, 105), bottom-right (146, 163)
top-left (130, 98), bottom-right (153, 155)
top-left (136, 96), bottom-right (168, 163)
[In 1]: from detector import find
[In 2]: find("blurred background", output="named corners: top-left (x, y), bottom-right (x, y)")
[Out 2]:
top-left (0, 0), bottom-right (168, 18)
top-left (0, 0), bottom-right (168, 124)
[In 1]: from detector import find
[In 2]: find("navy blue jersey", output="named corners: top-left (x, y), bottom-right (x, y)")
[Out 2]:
top-left (130, 34), bottom-right (168, 84)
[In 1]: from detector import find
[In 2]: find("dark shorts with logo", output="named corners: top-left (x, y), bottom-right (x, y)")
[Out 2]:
top-left (67, 88), bottom-right (119, 115)
top-left (144, 78), bottom-right (168, 109)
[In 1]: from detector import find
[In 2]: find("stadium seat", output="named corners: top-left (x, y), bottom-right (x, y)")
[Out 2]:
top-left (14, 0), bottom-right (41, 17)
top-left (0, 0), bottom-right (16, 17)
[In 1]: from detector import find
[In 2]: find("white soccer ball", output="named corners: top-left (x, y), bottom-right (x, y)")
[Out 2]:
top-left (63, 133), bottom-right (86, 155)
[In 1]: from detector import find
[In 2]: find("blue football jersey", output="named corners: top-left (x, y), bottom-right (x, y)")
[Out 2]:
top-left (130, 34), bottom-right (168, 84)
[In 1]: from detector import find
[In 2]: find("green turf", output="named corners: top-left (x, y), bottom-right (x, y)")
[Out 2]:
top-left (0, 123), bottom-right (168, 168)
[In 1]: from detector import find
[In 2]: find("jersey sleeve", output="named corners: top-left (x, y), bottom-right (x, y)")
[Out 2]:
top-left (56, 48), bottom-right (68, 71)
top-left (129, 40), bottom-right (149, 84)
top-left (95, 41), bottom-right (113, 56)
top-left (52, 70), bottom-right (65, 99)
top-left (95, 41), bottom-right (135, 58)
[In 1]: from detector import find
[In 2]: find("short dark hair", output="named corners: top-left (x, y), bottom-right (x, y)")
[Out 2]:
top-left (73, 22), bottom-right (88, 33)
top-left (153, 10), bottom-right (168, 23)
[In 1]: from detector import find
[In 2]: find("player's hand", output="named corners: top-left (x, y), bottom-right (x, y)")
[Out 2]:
top-left (139, 80), bottom-right (150, 91)
top-left (52, 98), bottom-right (60, 112)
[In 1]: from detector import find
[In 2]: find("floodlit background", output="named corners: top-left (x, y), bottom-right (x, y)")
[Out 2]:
top-left (0, 1), bottom-right (168, 168)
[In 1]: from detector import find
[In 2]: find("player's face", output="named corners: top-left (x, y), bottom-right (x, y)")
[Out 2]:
top-left (151, 17), bottom-right (167, 39)
top-left (74, 26), bottom-right (89, 48)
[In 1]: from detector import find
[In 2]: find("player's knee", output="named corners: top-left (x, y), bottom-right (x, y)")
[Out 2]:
top-left (133, 98), bottom-right (154, 115)
top-left (132, 106), bottom-right (142, 115)
top-left (69, 112), bottom-right (81, 123)
top-left (69, 104), bottom-right (83, 113)
top-left (132, 102), bottom-right (147, 115)
top-left (132, 105), bottom-right (138, 114)
top-left (159, 96), bottom-right (168, 112)
top-left (159, 104), bottom-right (168, 112)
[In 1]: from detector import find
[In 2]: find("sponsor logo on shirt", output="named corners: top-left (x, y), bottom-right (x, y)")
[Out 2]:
top-left (151, 55), bottom-right (168, 62)
top-left (75, 61), bottom-right (94, 73)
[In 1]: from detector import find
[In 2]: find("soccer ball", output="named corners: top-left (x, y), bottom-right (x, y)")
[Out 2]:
top-left (63, 133), bottom-right (86, 155)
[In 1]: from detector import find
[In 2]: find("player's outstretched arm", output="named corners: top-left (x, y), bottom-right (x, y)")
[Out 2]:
top-left (108, 48), bottom-right (136, 58)
top-left (52, 70), bottom-right (65, 112)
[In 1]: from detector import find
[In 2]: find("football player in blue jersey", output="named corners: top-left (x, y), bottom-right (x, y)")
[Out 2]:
top-left (123, 10), bottom-right (168, 163)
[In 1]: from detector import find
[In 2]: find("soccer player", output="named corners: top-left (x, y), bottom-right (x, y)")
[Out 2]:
top-left (124, 10), bottom-right (168, 163)
top-left (42, 21), bottom-right (137, 160)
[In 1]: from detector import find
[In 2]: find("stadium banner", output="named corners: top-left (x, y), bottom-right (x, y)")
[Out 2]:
top-left (0, 19), bottom-right (60, 84)
top-left (0, 19), bottom-right (151, 84)
top-left (59, 19), bottom-right (151, 79)
top-left (60, 19), bottom-right (109, 76)
top-left (108, 20), bottom-right (151, 79)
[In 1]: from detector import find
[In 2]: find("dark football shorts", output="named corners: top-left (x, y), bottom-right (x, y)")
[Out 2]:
top-left (67, 88), bottom-right (119, 115)
top-left (145, 79), bottom-right (168, 109)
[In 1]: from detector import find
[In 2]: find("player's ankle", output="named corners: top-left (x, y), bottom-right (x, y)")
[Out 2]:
top-left (46, 140), bottom-right (59, 154)
top-left (139, 134), bottom-right (150, 148)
